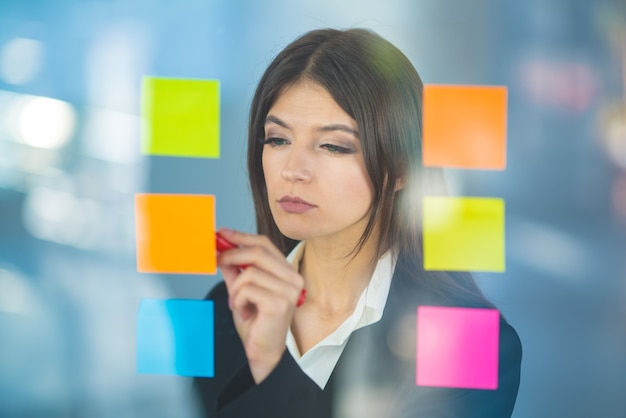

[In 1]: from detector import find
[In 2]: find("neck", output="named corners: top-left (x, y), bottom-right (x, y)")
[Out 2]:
top-left (299, 229), bottom-right (381, 315)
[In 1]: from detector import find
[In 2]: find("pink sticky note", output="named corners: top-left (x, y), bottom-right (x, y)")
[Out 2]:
top-left (416, 306), bottom-right (500, 390)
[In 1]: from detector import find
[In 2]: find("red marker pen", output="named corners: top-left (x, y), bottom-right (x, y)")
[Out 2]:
top-left (216, 231), bottom-right (306, 307)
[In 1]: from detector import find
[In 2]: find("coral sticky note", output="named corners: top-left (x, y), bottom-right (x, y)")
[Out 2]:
top-left (141, 77), bottom-right (220, 158)
top-left (416, 306), bottom-right (500, 390)
top-left (136, 299), bottom-right (214, 377)
top-left (135, 193), bottom-right (216, 274)
top-left (423, 85), bottom-right (507, 170)
top-left (423, 197), bottom-right (505, 272)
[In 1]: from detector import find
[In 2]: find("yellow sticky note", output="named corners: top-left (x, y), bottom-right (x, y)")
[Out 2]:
top-left (135, 193), bottom-right (216, 274)
top-left (141, 77), bottom-right (220, 158)
top-left (423, 197), bottom-right (505, 272)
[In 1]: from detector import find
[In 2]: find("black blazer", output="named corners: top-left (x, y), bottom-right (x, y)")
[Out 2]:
top-left (194, 254), bottom-right (522, 417)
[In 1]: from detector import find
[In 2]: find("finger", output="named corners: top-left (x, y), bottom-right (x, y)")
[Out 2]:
top-left (217, 254), bottom-right (240, 283)
top-left (228, 266), bottom-right (302, 309)
top-left (232, 297), bottom-right (255, 321)
top-left (219, 245), bottom-right (303, 290)
top-left (217, 229), bottom-right (301, 290)
top-left (230, 280), bottom-right (294, 321)
top-left (218, 228), bottom-right (285, 259)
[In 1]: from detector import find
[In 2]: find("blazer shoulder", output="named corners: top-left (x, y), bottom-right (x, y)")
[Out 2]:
top-left (205, 281), bottom-right (236, 338)
top-left (205, 281), bottom-right (231, 313)
top-left (206, 280), bottom-right (228, 301)
top-left (500, 314), bottom-right (523, 369)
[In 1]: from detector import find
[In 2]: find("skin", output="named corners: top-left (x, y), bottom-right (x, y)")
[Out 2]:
top-left (218, 81), bottom-right (384, 384)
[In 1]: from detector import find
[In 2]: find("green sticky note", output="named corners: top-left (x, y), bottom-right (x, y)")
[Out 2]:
top-left (141, 77), bottom-right (220, 158)
top-left (423, 197), bottom-right (505, 272)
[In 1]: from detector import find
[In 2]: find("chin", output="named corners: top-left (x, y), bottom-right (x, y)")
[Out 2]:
top-left (277, 227), bottom-right (310, 242)
top-left (274, 221), bottom-right (315, 242)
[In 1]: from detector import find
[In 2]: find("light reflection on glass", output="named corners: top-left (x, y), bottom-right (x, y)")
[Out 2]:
top-left (17, 96), bottom-right (76, 150)
top-left (0, 38), bottom-right (44, 85)
top-left (83, 107), bottom-right (142, 164)
top-left (0, 90), bottom-right (76, 150)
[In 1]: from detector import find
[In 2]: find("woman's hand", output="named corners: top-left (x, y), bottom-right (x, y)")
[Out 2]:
top-left (216, 228), bottom-right (304, 384)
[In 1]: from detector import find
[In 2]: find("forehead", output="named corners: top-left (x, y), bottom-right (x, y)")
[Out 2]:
top-left (266, 81), bottom-right (357, 130)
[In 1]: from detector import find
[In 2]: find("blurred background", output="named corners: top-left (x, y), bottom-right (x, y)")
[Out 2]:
top-left (1, 0), bottom-right (625, 417)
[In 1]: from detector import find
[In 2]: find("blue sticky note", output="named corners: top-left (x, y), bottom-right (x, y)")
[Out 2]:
top-left (136, 299), bottom-right (214, 377)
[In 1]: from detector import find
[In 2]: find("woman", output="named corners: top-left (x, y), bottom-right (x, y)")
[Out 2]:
top-left (194, 28), bottom-right (521, 418)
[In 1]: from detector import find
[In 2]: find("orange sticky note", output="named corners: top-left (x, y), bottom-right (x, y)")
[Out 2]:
top-left (423, 85), bottom-right (507, 170)
top-left (135, 194), bottom-right (216, 274)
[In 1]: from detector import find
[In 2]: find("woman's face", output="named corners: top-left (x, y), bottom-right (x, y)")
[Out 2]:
top-left (262, 81), bottom-right (374, 244)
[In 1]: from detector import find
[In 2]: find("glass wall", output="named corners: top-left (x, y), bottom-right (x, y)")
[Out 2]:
top-left (1, 1), bottom-right (625, 416)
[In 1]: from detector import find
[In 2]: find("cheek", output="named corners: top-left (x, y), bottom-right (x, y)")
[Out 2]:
top-left (328, 161), bottom-right (374, 207)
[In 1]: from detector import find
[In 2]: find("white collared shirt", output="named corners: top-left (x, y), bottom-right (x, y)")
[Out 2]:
top-left (285, 241), bottom-right (397, 389)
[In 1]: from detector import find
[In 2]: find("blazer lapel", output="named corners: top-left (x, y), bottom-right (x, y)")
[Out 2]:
top-left (326, 256), bottom-right (424, 417)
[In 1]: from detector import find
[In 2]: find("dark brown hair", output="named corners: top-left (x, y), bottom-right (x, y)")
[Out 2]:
top-left (247, 28), bottom-right (490, 305)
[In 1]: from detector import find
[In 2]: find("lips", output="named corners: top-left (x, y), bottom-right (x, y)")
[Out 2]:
top-left (278, 195), bottom-right (316, 214)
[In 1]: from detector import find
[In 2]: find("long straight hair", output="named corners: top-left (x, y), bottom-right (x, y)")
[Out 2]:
top-left (247, 28), bottom-right (490, 306)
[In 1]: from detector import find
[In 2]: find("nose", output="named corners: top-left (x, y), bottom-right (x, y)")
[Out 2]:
top-left (281, 145), bottom-right (313, 183)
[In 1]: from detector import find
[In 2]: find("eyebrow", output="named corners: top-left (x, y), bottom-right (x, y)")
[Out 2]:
top-left (265, 115), bottom-right (359, 138)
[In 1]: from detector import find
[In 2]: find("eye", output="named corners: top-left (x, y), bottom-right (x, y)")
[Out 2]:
top-left (321, 143), bottom-right (354, 154)
top-left (263, 137), bottom-right (289, 147)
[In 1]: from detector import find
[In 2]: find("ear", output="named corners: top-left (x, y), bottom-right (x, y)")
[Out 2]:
top-left (393, 160), bottom-right (407, 192)
top-left (394, 176), bottom-right (405, 192)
